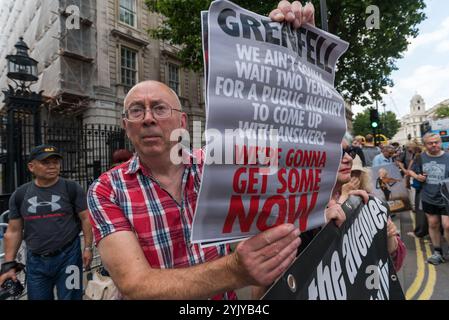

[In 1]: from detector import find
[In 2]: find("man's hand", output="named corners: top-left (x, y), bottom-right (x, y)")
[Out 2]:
top-left (83, 249), bottom-right (93, 270)
top-left (0, 269), bottom-right (17, 287)
top-left (416, 174), bottom-right (427, 182)
top-left (269, 1), bottom-right (315, 29)
top-left (231, 224), bottom-right (300, 287)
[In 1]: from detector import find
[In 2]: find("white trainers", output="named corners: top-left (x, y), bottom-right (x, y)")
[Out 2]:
top-left (427, 252), bottom-right (445, 265)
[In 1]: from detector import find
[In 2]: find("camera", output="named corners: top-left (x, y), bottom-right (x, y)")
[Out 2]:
top-left (0, 279), bottom-right (24, 300)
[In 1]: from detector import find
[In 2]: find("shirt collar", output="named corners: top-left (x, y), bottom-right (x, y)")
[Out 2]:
top-left (125, 154), bottom-right (142, 175)
top-left (125, 148), bottom-right (202, 176)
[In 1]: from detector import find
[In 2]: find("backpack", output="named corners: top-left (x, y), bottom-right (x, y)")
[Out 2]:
top-left (13, 178), bottom-right (79, 218)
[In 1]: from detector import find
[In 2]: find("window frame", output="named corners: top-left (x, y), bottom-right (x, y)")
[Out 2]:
top-left (168, 63), bottom-right (180, 95)
top-left (120, 45), bottom-right (138, 89)
top-left (119, 0), bottom-right (137, 28)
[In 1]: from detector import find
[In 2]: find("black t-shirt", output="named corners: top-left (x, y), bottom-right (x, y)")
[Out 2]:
top-left (8, 178), bottom-right (87, 255)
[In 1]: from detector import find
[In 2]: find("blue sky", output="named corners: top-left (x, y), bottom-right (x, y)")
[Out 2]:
top-left (352, 0), bottom-right (449, 118)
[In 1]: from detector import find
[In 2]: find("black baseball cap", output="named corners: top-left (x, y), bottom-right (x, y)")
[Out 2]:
top-left (28, 145), bottom-right (63, 162)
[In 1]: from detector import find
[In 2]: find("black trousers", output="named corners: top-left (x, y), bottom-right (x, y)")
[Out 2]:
top-left (414, 190), bottom-right (429, 238)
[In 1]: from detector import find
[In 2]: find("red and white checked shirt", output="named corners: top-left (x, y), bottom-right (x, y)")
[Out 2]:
top-left (87, 151), bottom-right (236, 300)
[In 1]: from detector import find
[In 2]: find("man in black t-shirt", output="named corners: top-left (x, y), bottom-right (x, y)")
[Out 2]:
top-left (0, 145), bottom-right (93, 300)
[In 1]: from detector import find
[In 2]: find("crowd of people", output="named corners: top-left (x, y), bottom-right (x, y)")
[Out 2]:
top-left (350, 132), bottom-right (449, 267)
top-left (0, 0), bottom-right (447, 300)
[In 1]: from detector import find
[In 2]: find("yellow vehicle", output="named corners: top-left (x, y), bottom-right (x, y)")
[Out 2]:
top-left (375, 134), bottom-right (388, 145)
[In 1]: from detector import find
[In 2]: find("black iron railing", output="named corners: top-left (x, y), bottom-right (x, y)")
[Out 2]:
top-left (0, 113), bottom-right (132, 194)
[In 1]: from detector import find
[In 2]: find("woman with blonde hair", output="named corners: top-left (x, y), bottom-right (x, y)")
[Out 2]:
top-left (354, 135), bottom-right (366, 146)
top-left (341, 134), bottom-right (406, 271)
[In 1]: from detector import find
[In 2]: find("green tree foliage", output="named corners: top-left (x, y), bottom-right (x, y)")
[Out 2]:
top-left (382, 111), bottom-right (401, 139)
top-left (146, 0), bottom-right (426, 106)
top-left (435, 104), bottom-right (449, 119)
top-left (353, 109), bottom-right (371, 137)
top-left (353, 109), bottom-right (400, 139)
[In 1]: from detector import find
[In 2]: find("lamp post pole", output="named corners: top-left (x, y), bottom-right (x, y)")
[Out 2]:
top-left (374, 100), bottom-right (379, 146)
top-left (5, 106), bottom-right (15, 193)
top-left (320, 0), bottom-right (329, 31)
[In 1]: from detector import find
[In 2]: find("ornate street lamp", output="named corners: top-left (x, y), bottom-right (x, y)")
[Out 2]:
top-left (2, 37), bottom-right (43, 192)
top-left (6, 37), bottom-right (38, 84)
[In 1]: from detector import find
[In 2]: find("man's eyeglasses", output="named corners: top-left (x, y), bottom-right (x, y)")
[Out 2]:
top-left (123, 104), bottom-right (182, 121)
top-left (342, 147), bottom-right (357, 159)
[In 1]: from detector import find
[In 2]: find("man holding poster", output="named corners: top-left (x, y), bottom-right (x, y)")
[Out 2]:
top-left (86, 1), bottom-right (348, 300)
top-left (87, 80), bottom-right (306, 299)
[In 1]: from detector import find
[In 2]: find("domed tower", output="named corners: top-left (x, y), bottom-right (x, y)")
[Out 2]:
top-left (410, 93), bottom-right (426, 115)
top-left (397, 93), bottom-right (428, 145)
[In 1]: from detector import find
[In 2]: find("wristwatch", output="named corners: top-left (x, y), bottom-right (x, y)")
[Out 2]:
top-left (84, 246), bottom-right (94, 252)
top-left (1, 261), bottom-right (23, 275)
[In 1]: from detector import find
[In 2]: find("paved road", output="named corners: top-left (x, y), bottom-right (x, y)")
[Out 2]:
top-left (396, 211), bottom-right (449, 300)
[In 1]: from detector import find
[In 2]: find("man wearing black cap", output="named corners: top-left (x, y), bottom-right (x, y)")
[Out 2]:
top-left (0, 145), bottom-right (93, 300)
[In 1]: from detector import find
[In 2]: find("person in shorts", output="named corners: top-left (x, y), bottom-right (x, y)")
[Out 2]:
top-left (409, 133), bottom-right (449, 265)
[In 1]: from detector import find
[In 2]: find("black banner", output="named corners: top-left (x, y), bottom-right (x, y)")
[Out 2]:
top-left (262, 196), bottom-right (405, 300)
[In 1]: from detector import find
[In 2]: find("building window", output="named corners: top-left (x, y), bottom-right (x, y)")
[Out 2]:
top-left (121, 46), bottom-right (137, 88)
top-left (168, 63), bottom-right (180, 94)
top-left (119, 0), bottom-right (136, 27)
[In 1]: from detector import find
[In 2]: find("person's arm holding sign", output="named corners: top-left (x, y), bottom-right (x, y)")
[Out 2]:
top-left (387, 218), bottom-right (406, 271)
top-left (91, 201), bottom-right (300, 299)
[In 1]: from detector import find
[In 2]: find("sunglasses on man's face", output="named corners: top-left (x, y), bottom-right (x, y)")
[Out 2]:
top-left (342, 147), bottom-right (357, 159)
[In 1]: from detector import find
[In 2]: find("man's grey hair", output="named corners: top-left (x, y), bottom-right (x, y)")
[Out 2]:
top-left (122, 81), bottom-right (183, 113)
top-left (422, 132), bottom-right (441, 143)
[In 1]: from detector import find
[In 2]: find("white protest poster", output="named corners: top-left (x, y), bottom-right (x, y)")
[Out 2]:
top-left (371, 163), bottom-right (411, 212)
top-left (192, 0), bottom-right (349, 245)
